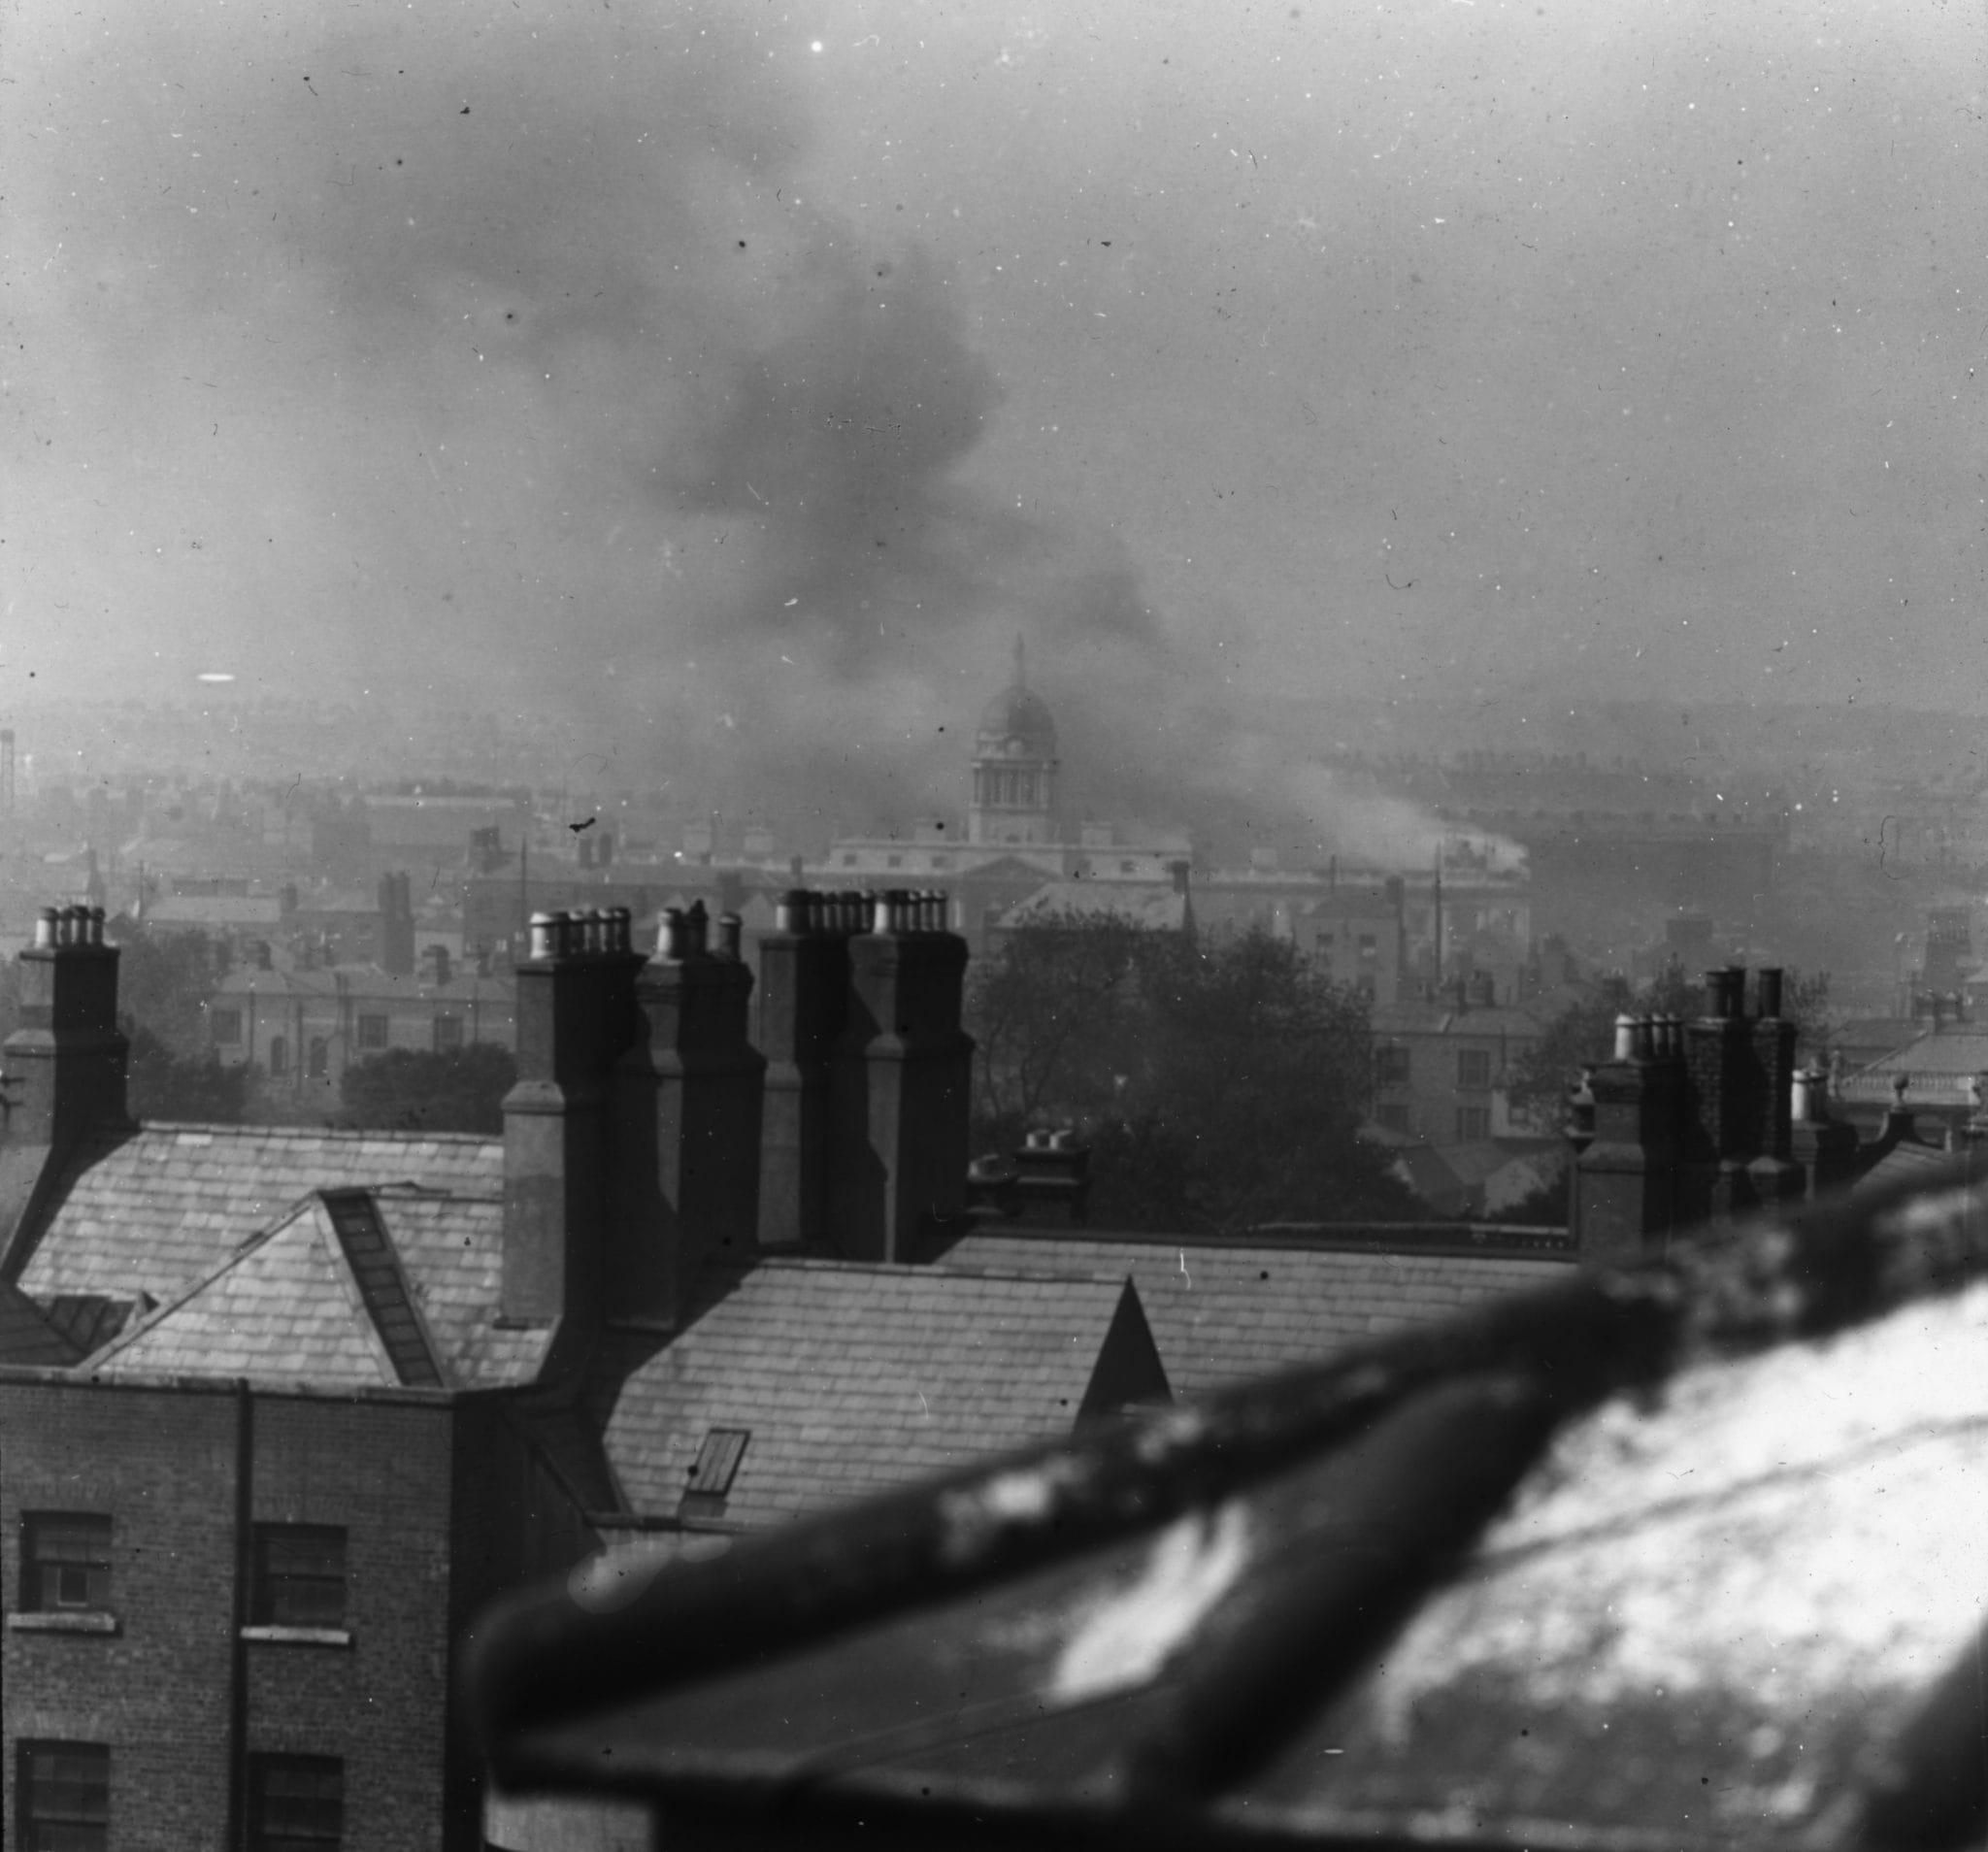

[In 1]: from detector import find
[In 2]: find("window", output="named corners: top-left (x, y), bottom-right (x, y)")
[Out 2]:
top-left (1455, 1105), bottom-right (1492, 1141)
top-left (1457, 1048), bottom-right (1493, 1089)
top-left (212, 1008), bottom-right (244, 1045)
top-left (268, 1036), bottom-right (288, 1077)
top-left (355, 1014), bottom-right (389, 1051)
top-left (1375, 1102), bottom-right (1411, 1134)
top-left (248, 1755), bottom-right (343, 1852)
top-left (1375, 1045), bottom-right (1410, 1088)
top-left (308, 1038), bottom-right (329, 1079)
top-left (17, 1742), bottom-right (109, 1852)
top-left (250, 1526), bottom-right (347, 1630)
top-left (1357, 934), bottom-right (1378, 960)
top-left (431, 1014), bottom-right (463, 1054)
top-left (21, 1514), bottom-right (111, 1613)
top-left (885, 854), bottom-right (903, 869)
top-left (679, 1428), bottom-right (751, 1521)
top-left (930, 854), bottom-right (952, 871)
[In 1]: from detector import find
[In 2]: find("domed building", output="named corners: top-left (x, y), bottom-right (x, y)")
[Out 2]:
top-left (968, 639), bottom-right (1061, 847)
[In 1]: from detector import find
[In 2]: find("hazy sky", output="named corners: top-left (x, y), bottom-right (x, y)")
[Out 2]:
top-left (7, 0), bottom-right (1988, 825)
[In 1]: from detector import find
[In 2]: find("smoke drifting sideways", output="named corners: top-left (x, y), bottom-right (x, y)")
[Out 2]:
top-left (36, 5), bottom-right (1473, 868)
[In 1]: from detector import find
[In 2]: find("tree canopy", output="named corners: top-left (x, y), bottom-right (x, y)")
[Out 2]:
top-left (965, 917), bottom-right (1416, 1235)
top-left (339, 1043), bottom-right (517, 1135)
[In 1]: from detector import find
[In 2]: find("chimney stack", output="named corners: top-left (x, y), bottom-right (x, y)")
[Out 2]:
top-left (0, 907), bottom-right (129, 1275)
top-left (832, 892), bottom-right (974, 1261)
top-left (608, 901), bottom-right (766, 1326)
top-left (1744, 967), bottom-right (1804, 1210)
top-left (377, 872), bottom-right (415, 976)
top-left (1573, 1010), bottom-right (1684, 1264)
top-left (499, 909), bottom-right (644, 1339)
top-left (755, 891), bottom-right (851, 1248)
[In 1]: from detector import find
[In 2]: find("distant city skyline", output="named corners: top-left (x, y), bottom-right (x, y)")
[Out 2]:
top-left (9, 0), bottom-right (1988, 827)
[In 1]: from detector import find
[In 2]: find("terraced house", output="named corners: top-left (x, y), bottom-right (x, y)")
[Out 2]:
top-left (0, 896), bottom-right (1595, 1851)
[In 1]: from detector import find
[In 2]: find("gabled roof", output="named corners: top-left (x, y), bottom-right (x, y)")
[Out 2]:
top-left (933, 1231), bottom-right (1564, 1401)
top-left (92, 1195), bottom-right (434, 1386)
top-left (10, 1122), bottom-right (502, 1307)
top-left (83, 1182), bottom-right (549, 1389)
top-left (995, 882), bottom-right (1186, 932)
top-left (74, 1182), bottom-right (546, 1389)
top-left (467, 1154), bottom-right (1988, 1852)
top-left (584, 1260), bottom-right (1168, 1529)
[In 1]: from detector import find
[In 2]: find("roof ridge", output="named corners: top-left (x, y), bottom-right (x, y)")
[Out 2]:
top-left (745, 1256), bottom-right (1131, 1285)
top-left (127, 1119), bottom-right (500, 1148)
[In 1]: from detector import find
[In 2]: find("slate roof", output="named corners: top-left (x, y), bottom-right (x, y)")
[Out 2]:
top-left (11, 1122), bottom-right (502, 1307)
top-left (1840, 1029), bottom-right (1988, 1108)
top-left (80, 1185), bottom-right (547, 1389)
top-left (94, 1197), bottom-right (421, 1386)
top-left (468, 1151), bottom-right (1988, 1852)
top-left (932, 1230), bottom-right (1566, 1401)
top-left (0, 1278), bottom-right (79, 1367)
top-left (585, 1260), bottom-right (1165, 1530)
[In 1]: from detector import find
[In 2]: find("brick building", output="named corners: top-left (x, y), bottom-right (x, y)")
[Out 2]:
top-left (0, 896), bottom-right (1158, 1850)
top-left (0, 894), bottom-right (1629, 1851)
top-left (209, 940), bottom-right (516, 1101)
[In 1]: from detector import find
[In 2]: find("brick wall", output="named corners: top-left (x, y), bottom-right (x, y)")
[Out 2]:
top-left (248, 1392), bottom-right (457, 1852)
top-left (0, 1373), bottom-right (484, 1852)
top-left (0, 1377), bottom-right (241, 1850)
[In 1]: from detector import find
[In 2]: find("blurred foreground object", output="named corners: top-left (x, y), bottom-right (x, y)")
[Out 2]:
top-left (466, 1151), bottom-right (1988, 1852)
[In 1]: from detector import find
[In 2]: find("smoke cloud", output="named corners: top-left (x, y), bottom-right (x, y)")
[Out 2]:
top-left (13, 3), bottom-right (1514, 864)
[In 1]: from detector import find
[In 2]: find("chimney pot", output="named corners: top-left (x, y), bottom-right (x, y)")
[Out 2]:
top-left (777, 889), bottom-right (807, 935)
top-left (1613, 1012), bottom-right (1637, 1060)
top-left (684, 899), bottom-right (709, 958)
top-left (608, 907), bottom-right (632, 954)
top-left (872, 892), bottom-right (895, 937)
top-left (1757, 967), bottom-right (1784, 1019)
top-left (658, 907), bottom-right (687, 963)
top-left (718, 912), bottom-right (744, 961)
top-left (32, 908), bottom-right (57, 950)
top-left (529, 911), bottom-right (558, 961)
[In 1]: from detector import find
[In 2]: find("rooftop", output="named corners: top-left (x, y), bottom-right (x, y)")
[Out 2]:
top-left (584, 1259), bottom-right (1168, 1531)
top-left (930, 1228), bottom-right (1566, 1402)
top-left (9, 1122), bottom-right (502, 1308)
top-left (468, 1157), bottom-right (1988, 1852)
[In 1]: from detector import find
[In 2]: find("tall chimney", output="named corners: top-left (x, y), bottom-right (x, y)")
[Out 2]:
top-left (756, 892), bottom-right (850, 1248)
top-left (1573, 1014), bottom-right (1684, 1264)
top-left (608, 905), bottom-right (767, 1326)
top-left (378, 872), bottom-right (415, 977)
top-left (499, 909), bottom-right (644, 1342)
top-left (1677, 966), bottom-right (1773, 1226)
top-left (1745, 967), bottom-right (1803, 1209)
top-left (832, 893), bottom-right (974, 1261)
top-left (0, 908), bottom-right (129, 1277)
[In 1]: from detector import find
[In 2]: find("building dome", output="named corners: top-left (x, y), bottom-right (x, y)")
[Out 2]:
top-left (976, 638), bottom-right (1057, 753)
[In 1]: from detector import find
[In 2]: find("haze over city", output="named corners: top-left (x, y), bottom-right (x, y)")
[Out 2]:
top-left (11, 0), bottom-right (1988, 836)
